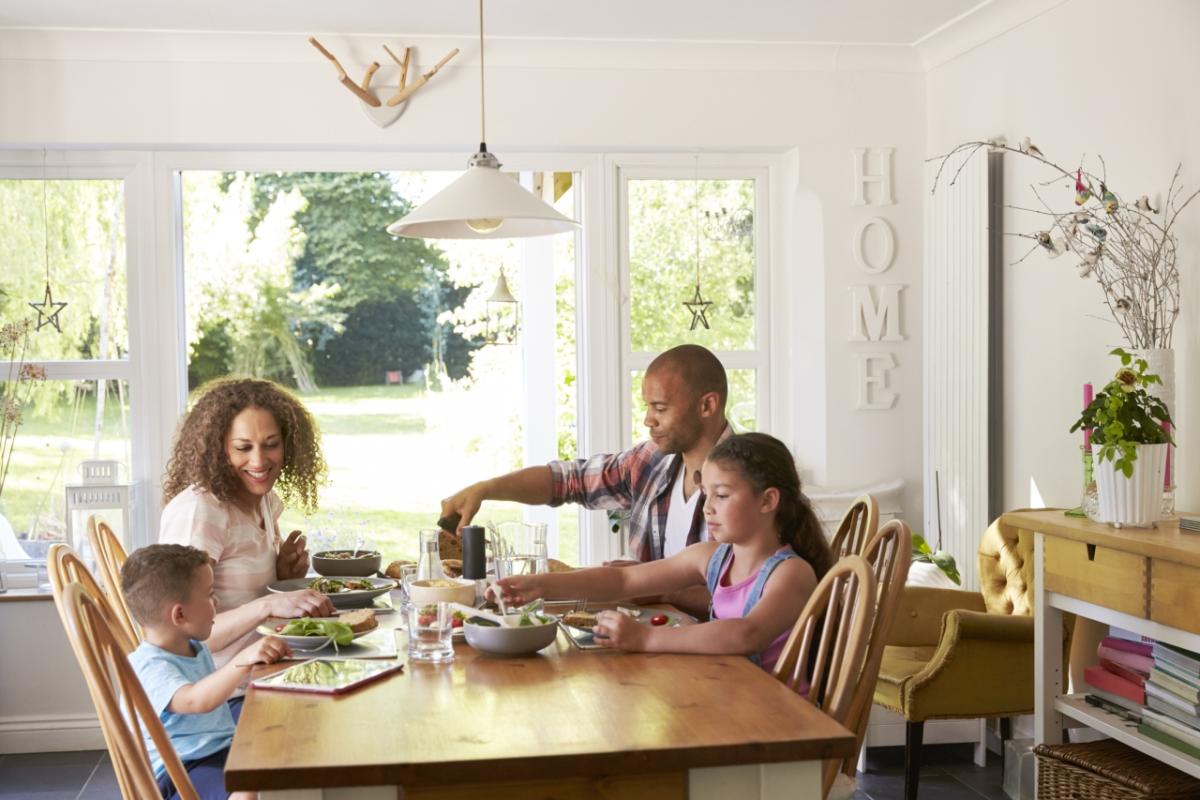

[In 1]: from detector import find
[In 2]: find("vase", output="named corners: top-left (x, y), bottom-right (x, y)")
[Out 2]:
top-left (1094, 443), bottom-right (1168, 528)
top-left (1131, 348), bottom-right (1176, 516)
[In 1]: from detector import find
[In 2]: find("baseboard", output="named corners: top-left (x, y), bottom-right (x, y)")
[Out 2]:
top-left (0, 713), bottom-right (106, 754)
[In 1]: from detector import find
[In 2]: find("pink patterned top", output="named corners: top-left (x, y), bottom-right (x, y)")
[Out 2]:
top-left (158, 486), bottom-right (283, 667)
top-left (709, 545), bottom-right (797, 674)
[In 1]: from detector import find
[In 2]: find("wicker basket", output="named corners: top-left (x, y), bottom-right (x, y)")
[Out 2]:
top-left (1034, 739), bottom-right (1200, 800)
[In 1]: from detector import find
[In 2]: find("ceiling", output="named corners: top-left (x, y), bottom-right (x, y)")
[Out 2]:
top-left (0, 0), bottom-right (987, 45)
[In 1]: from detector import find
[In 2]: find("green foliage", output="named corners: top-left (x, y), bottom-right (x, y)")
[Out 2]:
top-left (912, 532), bottom-right (961, 585)
top-left (1069, 348), bottom-right (1174, 478)
top-left (314, 296), bottom-right (432, 386)
top-left (187, 318), bottom-right (235, 389)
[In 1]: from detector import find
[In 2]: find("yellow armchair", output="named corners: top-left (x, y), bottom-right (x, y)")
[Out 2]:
top-left (871, 518), bottom-right (1069, 800)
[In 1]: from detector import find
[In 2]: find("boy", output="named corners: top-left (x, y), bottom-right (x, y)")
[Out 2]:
top-left (122, 544), bottom-right (291, 800)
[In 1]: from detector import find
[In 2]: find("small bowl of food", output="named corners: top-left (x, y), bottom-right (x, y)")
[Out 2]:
top-left (463, 611), bottom-right (560, 657)
top-left (406, 577), bottom-right (476, 607)
top-left (312, 549), bottom-right (382, 577)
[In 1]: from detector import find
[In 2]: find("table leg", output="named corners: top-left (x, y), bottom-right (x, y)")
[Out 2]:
top-left (689, 760), bottom-right (822, 799)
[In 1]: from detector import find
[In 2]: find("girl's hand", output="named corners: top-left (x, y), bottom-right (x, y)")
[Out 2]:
top-left (276, 530), bottom-right (310, 580)
top-left (491, 575), bottom-right (547, 607)
top-left (265, 589), bottom-right (334, 619)
top-left (593, 610), bottom-right (648, 651)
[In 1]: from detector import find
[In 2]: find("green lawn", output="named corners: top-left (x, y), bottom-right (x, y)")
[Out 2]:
top-left (2, 383), bottom-right (580, 566)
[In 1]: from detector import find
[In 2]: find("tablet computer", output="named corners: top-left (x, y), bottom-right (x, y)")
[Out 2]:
top-left (250, 658), bottom-right (404, 695)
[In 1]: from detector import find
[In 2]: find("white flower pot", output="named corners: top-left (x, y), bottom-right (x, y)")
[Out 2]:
top-left (1094, 443), bottom-right (1168, 528)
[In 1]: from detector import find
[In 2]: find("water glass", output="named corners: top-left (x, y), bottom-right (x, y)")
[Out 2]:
top-left (406, 601), bottom-right (455, 663)
top-left (529, 522), bottom-right (549, 574)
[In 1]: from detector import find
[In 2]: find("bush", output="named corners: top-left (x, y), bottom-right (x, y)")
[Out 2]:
top-left (314, 296), bottom-right (432, 386)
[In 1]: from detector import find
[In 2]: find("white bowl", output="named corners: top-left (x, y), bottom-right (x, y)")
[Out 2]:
top-left (407, 578), bottom-right (476, 606)
top-left (463, 616), bottom-right (559, 656)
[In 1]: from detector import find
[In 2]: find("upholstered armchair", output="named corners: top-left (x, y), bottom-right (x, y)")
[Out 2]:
top-left (872, 518), bottom-right (1072, 800)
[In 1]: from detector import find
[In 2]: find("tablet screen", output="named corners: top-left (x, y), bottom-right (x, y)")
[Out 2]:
top-left (251, 658), bottom-right (404, 694)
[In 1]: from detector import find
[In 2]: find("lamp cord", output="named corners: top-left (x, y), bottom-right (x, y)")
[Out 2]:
top-left (693, 155), bottom-right (701, 288)
top-left (42, 148), bottom-right (50, 283)
top-left (478, 0), bottom-right (486, 146)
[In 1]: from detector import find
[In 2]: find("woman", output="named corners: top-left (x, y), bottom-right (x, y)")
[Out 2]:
top-left (160, 377), bottom-right (334, 667)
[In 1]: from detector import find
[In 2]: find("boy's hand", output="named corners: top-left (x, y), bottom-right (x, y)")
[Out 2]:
top-left (276, 530), bottom-right (310, 579)
top-left (237, 635), bottom-right (292, 668)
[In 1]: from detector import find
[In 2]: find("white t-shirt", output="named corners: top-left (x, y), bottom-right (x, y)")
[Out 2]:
top-left (663, 470), bottom-right (703, 558)
top-left (159, 486), bottom-right (282, 667)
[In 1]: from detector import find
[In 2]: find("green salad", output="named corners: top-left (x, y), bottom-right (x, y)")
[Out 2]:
top-left (276, 618), bottom-right (354, 646)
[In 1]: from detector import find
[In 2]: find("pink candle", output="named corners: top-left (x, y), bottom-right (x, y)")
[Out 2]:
top-left (1164, 421), bottom-right (1173, 489)
top-left (1083, 382), bottom-right (1094, 452)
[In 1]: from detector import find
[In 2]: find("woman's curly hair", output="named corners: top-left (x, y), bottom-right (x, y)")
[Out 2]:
top-left (162, 378), bottom-right (326, 515)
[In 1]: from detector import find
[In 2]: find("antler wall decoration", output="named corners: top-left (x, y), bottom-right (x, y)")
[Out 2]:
top-left (308, 37), bottom-right (459, 119)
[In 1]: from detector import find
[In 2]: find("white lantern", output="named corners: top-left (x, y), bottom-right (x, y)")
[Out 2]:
top-left (64, 460), bottom-right (133, 569)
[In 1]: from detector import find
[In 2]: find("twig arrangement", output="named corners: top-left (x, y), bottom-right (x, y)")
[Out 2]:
top-left (0, 318), bottom-right (46, 500)
top-left (930, 138), bottom-right (1199, 349)
top-left (309, 38), bottom-right (458, 108)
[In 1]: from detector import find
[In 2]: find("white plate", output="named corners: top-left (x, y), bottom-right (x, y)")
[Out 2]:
top-left (268, 576), bottom-right (397, 608)
top-left (257, 617), bottom-right (375, 650)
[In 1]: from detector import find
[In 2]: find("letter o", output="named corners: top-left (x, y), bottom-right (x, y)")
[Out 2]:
top-left (853, 217), bottom-right (896, 275)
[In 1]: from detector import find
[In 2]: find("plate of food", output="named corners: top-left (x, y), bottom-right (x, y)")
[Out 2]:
top-left (269, 576), bottom-right (397, 609)
top-left (561, 606), bottom-right (694, 634)
top-left (258, 609), bottom-right (379, 650)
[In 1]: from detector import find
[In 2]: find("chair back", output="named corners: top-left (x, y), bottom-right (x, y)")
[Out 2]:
top-left (774, 555), bottom-right (877, 798)
top-left (49, 544), bottom-right (138, 656)
top-left (828, 495), bottom-right (879, 559)
top-left (86, 516), bottom-right (141, 645)
top-left (58, 582), bottom-right (199, 800)
top-left (839, 520), bottom-right (913, 778)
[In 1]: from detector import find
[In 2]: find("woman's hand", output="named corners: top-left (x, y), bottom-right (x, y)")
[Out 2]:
top-left (265, 589), bottom-right (334, 619)
top-left (593, 610), bottom-right (648, 651)
top-left (276, 530), bottom-right (310, 580)
top-left (491, 575), bottom-right (548, 607)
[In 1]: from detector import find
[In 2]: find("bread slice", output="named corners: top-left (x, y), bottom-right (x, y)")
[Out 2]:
top-left (562, 611), bottom-right (598, 629)
top-left (340, 609), bottom-right (378, 634)
top-left (441, 558), bottom-right (463, 578)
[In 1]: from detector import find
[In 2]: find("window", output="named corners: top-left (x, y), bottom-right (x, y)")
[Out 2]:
top-left (178, 167), bottom-right (584, 565)
top-left (0, 154), bottom-right (145, 568)
top-left (619, 164), bottom-right (769, 445)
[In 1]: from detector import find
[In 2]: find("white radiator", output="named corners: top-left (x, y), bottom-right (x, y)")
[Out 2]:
top-left (922, 147), bottom-right (1001, 592)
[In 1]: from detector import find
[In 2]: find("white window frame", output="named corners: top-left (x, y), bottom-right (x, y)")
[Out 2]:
top-left (0, 149), bottom-right (160, 551)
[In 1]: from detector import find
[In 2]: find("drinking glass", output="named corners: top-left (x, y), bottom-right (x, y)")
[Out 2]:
top-left (529, 522), bottom-right (549, 574)
top-left (406, 601), bottom-right (455, 663)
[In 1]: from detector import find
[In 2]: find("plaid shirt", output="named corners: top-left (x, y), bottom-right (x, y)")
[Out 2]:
top-left (547, 425), bottom-right (733, 562)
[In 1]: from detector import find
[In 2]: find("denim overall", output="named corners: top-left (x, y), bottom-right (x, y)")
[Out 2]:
top-left (704, 543), bottom-right (798, 666)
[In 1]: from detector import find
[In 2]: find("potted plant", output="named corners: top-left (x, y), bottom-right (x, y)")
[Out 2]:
top-left (1070, 348), bottom-right (1174, 527)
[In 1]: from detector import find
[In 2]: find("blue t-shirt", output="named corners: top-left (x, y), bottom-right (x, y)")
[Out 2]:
top-left (128, 640), bottom-right (236, 777)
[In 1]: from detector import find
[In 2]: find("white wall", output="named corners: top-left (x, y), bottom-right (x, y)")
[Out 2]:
top-left (925, 0), bottom-right (1200, 516)
top-left (0, 29), bottom-right (926, 749)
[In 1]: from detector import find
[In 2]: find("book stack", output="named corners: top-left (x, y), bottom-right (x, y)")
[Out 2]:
top-left (1181, 517), bottom-right (1200, 533)
top-left (1084, 634), bottom-right (1152, 719)
top-left (1138, 641), bottom-right (1200, 758)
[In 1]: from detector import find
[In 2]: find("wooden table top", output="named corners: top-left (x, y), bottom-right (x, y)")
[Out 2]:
top-left (226, 617), bottom-right (856, 792)
top-left (1000, 509), bottom-right (1200, 567)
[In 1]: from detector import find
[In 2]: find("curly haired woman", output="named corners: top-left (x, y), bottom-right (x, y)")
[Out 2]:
top-left (159, 378), bottom-right (335, 669)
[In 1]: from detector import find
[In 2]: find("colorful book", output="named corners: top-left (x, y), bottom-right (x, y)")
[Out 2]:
top-left (1156, 659), bottom-right (1200, 689)
top-left (1085, 693), bottom-right (1141, 723)
top-left (1147, 695), bottom-right (1200, 732)
top-left (1108, 627), bottom-right (1156, 646)
top-left (1086, 664), bottom-right (1145, 705)
top-left (1102, 658), bottom-right (1147, 688)
top-left (1139, 722), bottom-right (1200, 759)
top-left (1099, 645), bottom-right (1155, 674)
top-left (1149, 669), bottom-right (1200, 704)
top-left (1101, 635), bottom-right (1154, 657)
top-left (1154, 642), bottom-right (1200, 677)
top-left (1143, 706), bottom-right (1200, 749)
top-left (1089, 687), bottom-right (1142, 715)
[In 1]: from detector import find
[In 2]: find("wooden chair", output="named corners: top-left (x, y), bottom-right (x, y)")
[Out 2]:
top-left (774, 555), bottom-right (878, 798)
top-left (86, 515), bottom-right (141, 645)
top-left (828, 495), bottom-right (879, 560)
top-left (58, 581), bottom-right (199, 800)
top-left (838, 520), bottom-right (913, 781)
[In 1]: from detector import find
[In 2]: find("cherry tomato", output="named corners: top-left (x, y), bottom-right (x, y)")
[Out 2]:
top-left (451, 616), bottom-right (463, 628)
top-left (650, 614), bottom-right (669, 626)
top-left (275, 624), bottom-right (284, 632)
top-left (418, 614), bottom-right (435, 626)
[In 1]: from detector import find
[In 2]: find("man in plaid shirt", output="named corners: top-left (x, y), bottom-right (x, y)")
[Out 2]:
top-left (441, 345), bottom-right (733, 569)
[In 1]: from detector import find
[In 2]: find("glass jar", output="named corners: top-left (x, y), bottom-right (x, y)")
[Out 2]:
top-left (416, 529), bottom-right (445, 581)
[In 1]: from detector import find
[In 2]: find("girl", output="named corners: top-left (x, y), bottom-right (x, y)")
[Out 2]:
top-left (495, 432), bottom-right (833, 671)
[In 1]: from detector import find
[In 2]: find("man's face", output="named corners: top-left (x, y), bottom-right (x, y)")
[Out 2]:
top-left (641, 368), bottom-right (704, 454)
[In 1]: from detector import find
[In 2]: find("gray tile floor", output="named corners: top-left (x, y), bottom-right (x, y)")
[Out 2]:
top-left (2, 743), bottom-right (1007, 799)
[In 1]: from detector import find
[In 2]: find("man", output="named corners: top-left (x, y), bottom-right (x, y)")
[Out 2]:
top-left (440, 344), bottom-right (733, 598)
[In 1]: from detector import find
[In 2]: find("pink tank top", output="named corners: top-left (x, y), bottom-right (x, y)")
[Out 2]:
top-left (710, 546), bottom-right (795, 673)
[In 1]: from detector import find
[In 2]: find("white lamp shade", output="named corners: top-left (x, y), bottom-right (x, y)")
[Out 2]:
top-left (387, 163), bottom-right (579, 240)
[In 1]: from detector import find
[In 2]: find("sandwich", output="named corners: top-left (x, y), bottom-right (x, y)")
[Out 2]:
top-left (339, 609), bottom-right (378, 634)
top-left (562, 611), bottom-right (598, 629)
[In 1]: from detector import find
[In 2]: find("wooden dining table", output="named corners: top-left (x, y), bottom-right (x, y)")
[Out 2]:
top-left (226, 604), bottom-right (856, 799)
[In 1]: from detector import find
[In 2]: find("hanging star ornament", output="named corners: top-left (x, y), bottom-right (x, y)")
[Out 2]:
top-left (28, 282), bottom-right (67, 333)
top-left (683, 284), bottom-right (712, 331)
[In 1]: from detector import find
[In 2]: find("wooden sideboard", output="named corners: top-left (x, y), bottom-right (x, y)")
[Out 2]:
top-left (999, 509), bottom-right (1200, 782)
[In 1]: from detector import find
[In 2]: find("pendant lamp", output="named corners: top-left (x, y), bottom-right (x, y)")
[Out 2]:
top-left (387, 0), bottom-right (578, 240)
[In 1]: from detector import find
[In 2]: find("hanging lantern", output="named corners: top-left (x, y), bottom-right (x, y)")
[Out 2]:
top-left (485, 269), bottom-right (519, 345)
